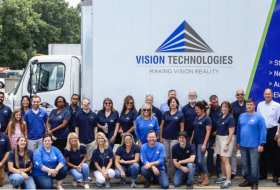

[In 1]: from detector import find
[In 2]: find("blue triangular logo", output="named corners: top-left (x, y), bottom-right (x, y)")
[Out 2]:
top-left (156, 21), bottom-right (213, 53)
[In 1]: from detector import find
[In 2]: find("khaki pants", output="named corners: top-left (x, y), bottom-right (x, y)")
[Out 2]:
top-left (82, 141), bottom-right (97, 159)
top-left (162, 139), bottom-right (178, 178)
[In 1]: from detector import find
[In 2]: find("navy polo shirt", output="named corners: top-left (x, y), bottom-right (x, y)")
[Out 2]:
top-left (216, 114), bottom-right (235, 136)
top-left (209, 106), bottom-right (221, 133)
top-left (116, 144), bottom-right (140, 162)
top-left (0, 104), bottom-right (12, 132)
top-left (76, 110), bottom-right (97, 144)
top-left (0, 132), bottom-right (10, 161)
top-left (68, 105), bottom-right (81, 132)
top-left (49, 108), bottom-right (71, 140)
top-left (162, 111), bottom-right (184, 140)
top-left (64, 145), bottom-right (86, 167)
top-left (97, 110), bottom-right (119, 139)
top-left (138, 106), bottom-right (162, 124)
top-left (231, 100), bottom-right (246, 135)
top-left (91, 147), bottom-right (113, 167)
top-left (193, 115), bottom-right (212, 145)
top-left (8, 150), bottom-right (33, 175)
top-left (182, 104), bottom-right (197, 137)
top-left (172, 143), bottom-right (195, 166)
top-left (119, 109), bottom-right (137, 133)
top-left (24, 108), bottom-right (48, 140)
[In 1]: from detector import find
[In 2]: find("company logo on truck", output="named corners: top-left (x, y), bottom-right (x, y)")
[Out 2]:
top-left (156, 20), bottom-right (213, 53)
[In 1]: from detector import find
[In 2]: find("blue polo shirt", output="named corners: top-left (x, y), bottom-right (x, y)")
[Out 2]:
top-left (64, 145), bottom-right (86, 168)
top-left (116, 144), bottom-right (140, 163)
top-left (76, 109), bottom-right (97, 144)
top-left (68, 105), bottom-right (81, 132)
top-left (135, 115), bottom-right (160, 144)
top-left (172, 143), bottom-right (195, 166)
top-left (49, 108), bottom-right (71, 140)
top-left (33, 146), bottom-right (65, 176)
top-left (182, 104), bottom-right (197, 137)
top-left (0, 104), bottom-right (12, 132)
top-left (24, 108), bottom-right (48, 140)
top-left (193, 115), bottom-right (212, 145)
top-left (119, 109), bottom-right (137, 133)
top-left (91, 147), bottom-right (113, 167)
top-left (139, 106), bottom-right (163, 125)
top-left (141, 142), bottom-right (166, 170)
top-left (237, 112), bottom-right (267, 148)
top-left (162, 111), bottom-right (184, 140)
top-left (97, 110), bottom-right (119, 139)
top-left (0, 132), bottom-right (10, 161)
top-left (216, 114), bottom-right (235, 136)
top-left (231, 101), bottom-right (246, 134)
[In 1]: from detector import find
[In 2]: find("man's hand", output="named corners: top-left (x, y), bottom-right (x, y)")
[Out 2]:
top-left (151, 166), bottom-right (160, 176)
top-left (201, 144), bottom-right (206, 153)
top-left (144, 163), bottom-right (152, 169)
top-left (180, 166), bottom-right (189, 173)
top-left (120, 170), bottom-right (126, 178)
top-left (258, 145), bottom-right (264, 153)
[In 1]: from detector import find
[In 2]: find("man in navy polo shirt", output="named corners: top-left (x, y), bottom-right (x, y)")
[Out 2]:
top-left (172, 131), bottom-right (195, 189)
top-left (68, 94), bottom-right (81, 132)
top-left (24, 95), bottom-right (48, 151)
top-left (182, 90), bottom-right (197, 138)
top-left (0, 92), bottom-right (12, 132)
top-left (76, 98), bottom-right (98, 158)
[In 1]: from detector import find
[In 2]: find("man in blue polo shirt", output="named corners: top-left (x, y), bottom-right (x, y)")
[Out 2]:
top-left (237, 99), bottom-right (267, 190)
top-left (24, 95), bottom-right (48, 151)
top-left (76, 98), bottom-right (97, 158)
top-left (141, 130), bottom-right (169, 189)
top-left (0, 92), bottom-right (12, 132)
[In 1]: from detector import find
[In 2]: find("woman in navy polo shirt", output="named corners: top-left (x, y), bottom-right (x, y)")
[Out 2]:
top-left (160, 97), bottom-right (184, 177)
top-left (191, 101), bottom-right (212, 186)
top-left (215, 101), bottom-right (235, 188)
top-left (47, 96), bottom-right (71, 152)
top-left (97, 98), bottom-right (120, 146)
top-left (7, 136), bottom-right (35, 189)
top-left (117, 96), bottom-right (137, 143)
top-left (64, 132), bottom-right (90, 189)
top-left (91, 132), bottom-right (115, 188)
top-left (135, 103), bottom-right (160, 145)
top-left (33, 134), bottom-right (68, 189)
top-left (115, 133), bottom-right (140, 188)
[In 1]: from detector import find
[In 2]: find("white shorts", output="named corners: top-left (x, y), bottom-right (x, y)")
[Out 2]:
top-left (94, 169), bottom-right (115, 184)
top-left (215, 135), bottom-right (235, 157)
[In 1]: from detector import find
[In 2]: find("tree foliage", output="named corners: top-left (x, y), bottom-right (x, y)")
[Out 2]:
top-left (0, 0), bottom-right (80, 69)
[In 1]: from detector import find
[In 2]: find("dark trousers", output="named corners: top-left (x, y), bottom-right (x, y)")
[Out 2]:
top-left (207, 138), bottom-right (221, 177)
top-left (260, 126), bottom-right (278, 178)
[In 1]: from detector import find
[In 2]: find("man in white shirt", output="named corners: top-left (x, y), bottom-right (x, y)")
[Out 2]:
top-left (257, 88), bottom-right (280, 182)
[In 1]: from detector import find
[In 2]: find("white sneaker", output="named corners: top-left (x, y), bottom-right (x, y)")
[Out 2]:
top-left (57, 185), bottom-right (64, 190)
top-left (84, 183), bottom-right (90, 189)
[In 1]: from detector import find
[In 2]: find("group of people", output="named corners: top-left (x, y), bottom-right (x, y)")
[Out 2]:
top-left (0, 88), bottom-right (279, 189)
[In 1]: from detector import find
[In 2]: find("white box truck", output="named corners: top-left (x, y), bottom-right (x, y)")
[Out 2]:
top-left (7, 0), bottom-right (280, 110)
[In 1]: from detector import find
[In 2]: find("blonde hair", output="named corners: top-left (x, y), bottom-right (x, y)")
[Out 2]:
top-left (96, 132), bottom-right (109, 149)
top-left (121, 133), bottom-right (135, 146)
top-left (65, 132), bottom-right (81, 151)
top-left (140, 103), bottom-right (153, 119)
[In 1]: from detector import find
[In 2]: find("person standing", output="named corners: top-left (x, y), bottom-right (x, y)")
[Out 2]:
top-left (237, 99), bottom-right (267, 190)
top-left (24, 95), bottom-right (48, 151)
top-left (142, 94), bottom-right (162, 124)
top-left (0, 130), bottom-right (10, 186)
top-left (0, 91), bottom-right (12, 132)
top-left (231, 89), bottom-right (246, 178)
top-left (68, 94), bottom-right (81, 133)
top-left (257, 88), bottom-right (280, 181)
top-left (275, 117), bottom-right (280, 186)
top-left (160, 89), bottom-right (178, 113)
top-left (20, 96), bottom-right (31, 117)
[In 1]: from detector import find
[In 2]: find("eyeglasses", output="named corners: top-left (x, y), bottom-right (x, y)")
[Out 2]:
top-left (236, 93), bottom-right (244, 96)
top-left (143, 109), bottom-right (151, 112)
top-left (105, 102), bottom-right (112, 105)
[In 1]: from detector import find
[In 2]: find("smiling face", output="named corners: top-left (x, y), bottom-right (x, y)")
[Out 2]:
top-left (17, 137), bottom-right (27, 150)
top-left (124, 135), bottom-right (133, 146)
top-left (43, 136), bottom-right (52, 149)
top-left (264, 89), bottom-right (273, 103)
top-left (221, 103), bottom-right (230, 115)
top-left (21, 97), bottom-right (30, 108)
top-left (169, 98), bottom-right (178, 110)
top-left (142, 104), bottom-right (152, 118)
top-left (32, 97), bottom-right (41, 110)
top-left (147, 132), bottom-right (157, 146)
top-left (246, 101), bottom-right (255, 113)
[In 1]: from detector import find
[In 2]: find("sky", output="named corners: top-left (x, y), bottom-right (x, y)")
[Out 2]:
top-left (65, 0), bottom-right (80, 7)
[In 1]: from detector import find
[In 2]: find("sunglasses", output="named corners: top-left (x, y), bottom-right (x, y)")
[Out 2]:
top-left (143, 109), bottom-right (151, 112)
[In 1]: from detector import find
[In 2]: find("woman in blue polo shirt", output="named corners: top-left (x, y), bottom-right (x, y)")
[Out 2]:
top-left (64, 132), bottom-right (90, 189)
top-left (33, 134), bottom-right (68, 189)
top-left (7, 136), bottom-right (35, 189)
top-left (97, 98), bottom-right (120, 145)
top-left (135, 103), bottom-right (160, 144)
top-left (160, 97), bottom-right (184, 177)
top-left (215, 101), bottom-right (235, 188)
top-left (117, 96), bottom-right (138, 143)
top-left (115, 133), bottom-right (140, 188)
top-left (91, 132), bottom-right (115, 188)
top-left (47, 96), bottom-right (71, 152)
top-left (191, 101), bottom-right (212, 186)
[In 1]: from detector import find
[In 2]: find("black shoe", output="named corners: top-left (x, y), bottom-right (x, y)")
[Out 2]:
top-left (251, 183), bottom-right (258, 190)
top-left (259, 176), bottom-right (267, 180)
top-left (231, 174), bottom-right (236, 179)
top-left (277, 181), bottom-right (280, 186)
top-left (186, 184), bottom-right (193, 189)
top-left (144, 181), bottom-right (151, 188)
top-left (273, 176), bottom-right (278, 183)
top-left (239, 180), bottom-right (251, 187)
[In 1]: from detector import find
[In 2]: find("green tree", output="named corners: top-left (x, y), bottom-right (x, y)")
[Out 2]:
top-left (0, 0), bottom-right (80, 69)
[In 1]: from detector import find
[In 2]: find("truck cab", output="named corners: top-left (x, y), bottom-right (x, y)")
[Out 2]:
top-left (7, 55), bottom-right (80, 111)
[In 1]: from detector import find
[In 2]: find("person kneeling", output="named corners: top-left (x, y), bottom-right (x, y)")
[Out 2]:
top-left (172, 132), bottom-right (195, 189)
top-left (115, 133), bottom-right (140, 188)
top-left (141, 130), bottom-right (169, 189)
top-left (33, 134), bottom-right (67, 190)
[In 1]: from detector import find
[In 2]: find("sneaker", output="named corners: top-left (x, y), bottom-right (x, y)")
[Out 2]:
top-left (120, 178), bottom-right (126, 185)
top-left (72, 181), bottom-right (77, 187)
top-left (88, 176), bottom-right (92, 181)
top-left (130, 181), bottom-right (137, 188)
top-left (57, 185), bottom-right (64, 190)
top-left (144, 181), bottom-right (151, 188)
top-left (84, 183), bottom-right (90, 189)
top-left (238, 180), bottom-right (251, 187)
top-left (220, 181), bottom-right (231, 189)
top-left (96, 183), bottom-right (103, 188)
top-left (186, 184), bottom-right (194, 189)
top-left (215, 177), bottom-right (226, 184)
top-left (105, 182), bottom-right (111, 188)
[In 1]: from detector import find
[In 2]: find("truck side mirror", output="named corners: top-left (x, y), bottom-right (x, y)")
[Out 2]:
top-left (0, 82), bottom-right (5, 89)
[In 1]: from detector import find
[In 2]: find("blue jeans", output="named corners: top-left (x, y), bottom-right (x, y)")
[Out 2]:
top-left (33, 165), bottom-right (68, 189)
top-left (240, 147), bottom-right (259, 184)
top-left (115, 163), bottom-right (140, 180)
top-left (173, 163), bottom-right (195, 187)
top-left (141, 166), bottom-right (169, 189)
top-left (9, 174), bottom-right (36, 189)
top-left (195, 144), bottom-right (208, 174)
top-left (69, 163), bottom-right (90, 182)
